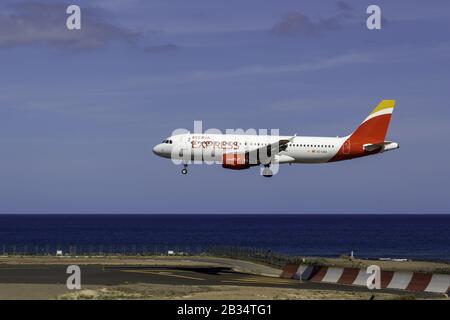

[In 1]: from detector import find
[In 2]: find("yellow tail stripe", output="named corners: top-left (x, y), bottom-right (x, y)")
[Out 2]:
top-left (370, 100), bottom-right (395, 115)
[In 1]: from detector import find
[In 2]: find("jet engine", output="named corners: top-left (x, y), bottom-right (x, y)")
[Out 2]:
top-left (222, 153), bottom-right (251, 170)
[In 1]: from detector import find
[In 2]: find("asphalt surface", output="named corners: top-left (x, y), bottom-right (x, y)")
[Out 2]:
top-left (0, 264), bottom-right (437, 297)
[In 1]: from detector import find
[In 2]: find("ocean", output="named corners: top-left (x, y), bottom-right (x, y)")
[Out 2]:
top-left (0, 214), bottom-right (449, 261)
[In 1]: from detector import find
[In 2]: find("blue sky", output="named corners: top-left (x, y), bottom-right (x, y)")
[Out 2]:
top-left (0, 0), bottom-right (449, 213)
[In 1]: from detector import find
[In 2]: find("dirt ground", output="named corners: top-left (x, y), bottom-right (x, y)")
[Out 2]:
top-left (56, 283), bottom-right (413, 300)
top-left (0, 284), bottom-right (99, 300)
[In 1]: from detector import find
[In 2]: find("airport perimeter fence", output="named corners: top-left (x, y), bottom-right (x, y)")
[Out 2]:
top-left (0, 244), bottom-right (299, 268)
top-left (0, 244), bottom-right (204, 257)
top-left (206, 246), bottom-right (302, 268)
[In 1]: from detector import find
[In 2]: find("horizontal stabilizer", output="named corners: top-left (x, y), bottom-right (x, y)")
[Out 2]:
top-left (363, 141), bottom-right (399, 153)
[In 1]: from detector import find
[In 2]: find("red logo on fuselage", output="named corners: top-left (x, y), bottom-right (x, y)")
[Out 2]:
top-left (191, 140), bottom-right (239, 150)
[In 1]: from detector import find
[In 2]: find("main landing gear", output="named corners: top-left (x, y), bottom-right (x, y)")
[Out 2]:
top-left (181, 164), bottom-right (188, 175)
top-left (262, 164), bottom-right (273, 178)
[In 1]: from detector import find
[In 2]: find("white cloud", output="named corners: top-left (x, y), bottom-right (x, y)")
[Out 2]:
top-left (129, 52), bottom-right (376, 86)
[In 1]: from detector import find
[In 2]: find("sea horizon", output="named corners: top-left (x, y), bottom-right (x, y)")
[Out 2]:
top-left (1, 214), bottom-right (449, 262)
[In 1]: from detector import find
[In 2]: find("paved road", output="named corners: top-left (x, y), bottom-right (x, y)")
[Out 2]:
top-left (0, 264), bottom-right (437, 297)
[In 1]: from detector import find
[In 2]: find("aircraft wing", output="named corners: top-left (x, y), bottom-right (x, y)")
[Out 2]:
top-left (224, 135), bottom-right (296, 165)
top-left (262, 135), bottom-right (296, 155)
top-left (251, 135), bottom-right (296, 164)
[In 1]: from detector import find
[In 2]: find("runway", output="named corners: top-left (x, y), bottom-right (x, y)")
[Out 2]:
top-left (0, 264), bottom-right (436, 297)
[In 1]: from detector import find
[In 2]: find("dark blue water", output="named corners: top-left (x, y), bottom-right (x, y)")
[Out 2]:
top-left (0, 214), bottom-right (449, 261)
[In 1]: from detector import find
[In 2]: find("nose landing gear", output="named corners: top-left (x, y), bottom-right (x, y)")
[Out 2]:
top-left (181, 164), bottom-right (188, 175)
top-left (262, 164), bottom-right (273, 178)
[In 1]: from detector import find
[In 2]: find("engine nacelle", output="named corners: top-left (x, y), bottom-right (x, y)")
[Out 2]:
top-left (222, 153), bottom-right (251, 170)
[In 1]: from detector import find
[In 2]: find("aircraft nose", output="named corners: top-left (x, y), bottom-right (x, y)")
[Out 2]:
top-left (152, 144), bottom-right (162, 155)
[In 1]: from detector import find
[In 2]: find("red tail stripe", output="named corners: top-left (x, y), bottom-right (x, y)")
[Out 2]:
top-left (350, 114), bottom-right (392, 144)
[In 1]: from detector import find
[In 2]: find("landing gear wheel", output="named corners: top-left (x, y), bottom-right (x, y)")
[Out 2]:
top-left (181, 168), bottom-right (188, 175)
top-left (262, 167), bottom-right (273, 178)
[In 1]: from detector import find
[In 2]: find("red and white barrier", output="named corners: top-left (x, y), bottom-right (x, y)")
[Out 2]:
top-left (387, 271), bottom-right (413, 290)
top-left (425, 274), bottom-right (450, 293)
top-left (280, 264), bottom-right (450, 294)
top-left (279, 263), bottom-right (299, 279)
top-left (322, 267), bottom-right (344, 283)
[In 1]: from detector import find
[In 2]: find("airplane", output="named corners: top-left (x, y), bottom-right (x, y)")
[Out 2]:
top-left (152, 100), bottom-right (399, 177)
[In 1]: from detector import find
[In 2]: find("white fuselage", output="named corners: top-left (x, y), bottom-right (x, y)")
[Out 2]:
top-left (153, 133), bottom-right (346, 164)
top-left (152, 100), bottom-right (399, 175)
